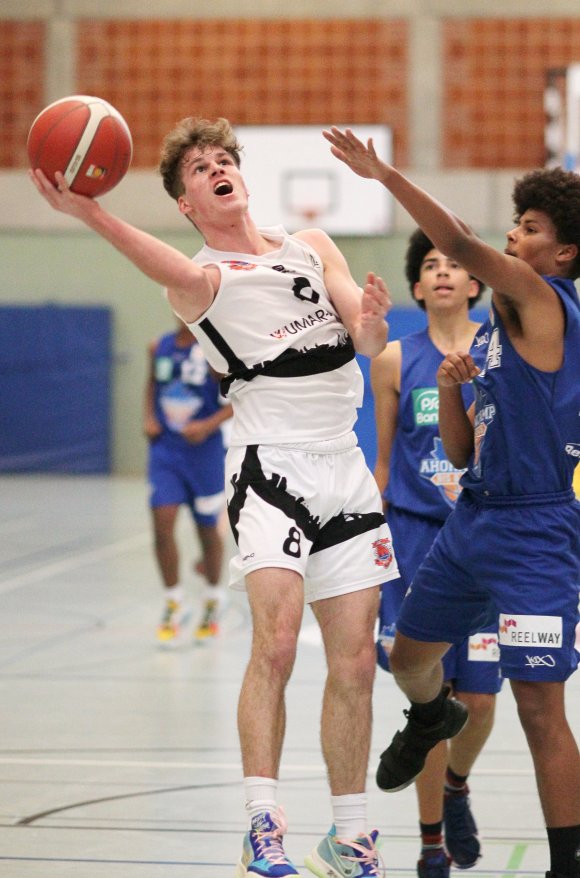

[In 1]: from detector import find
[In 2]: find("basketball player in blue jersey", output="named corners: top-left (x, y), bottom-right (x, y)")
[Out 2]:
top-left (144, 319), bottom-right (232, 647)
top-left (372, 229), bottom-right (501, 876)
top-left (30, 117), bottom-right (396, 878)
top-left (325, 126), bottom-right (580, 878)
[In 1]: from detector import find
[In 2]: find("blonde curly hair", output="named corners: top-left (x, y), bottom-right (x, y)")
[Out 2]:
top-left (159, 117), bottom-right (242, 200)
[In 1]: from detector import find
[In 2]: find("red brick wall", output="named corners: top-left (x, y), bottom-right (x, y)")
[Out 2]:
top-left (443, 18), bottom-right (580, 167)
top-left (0, 21), bottom-right (45, 168)
top-left (74, 19), bottom-right (408, 168)
top-left (6, 15), bottom-right (580, 170)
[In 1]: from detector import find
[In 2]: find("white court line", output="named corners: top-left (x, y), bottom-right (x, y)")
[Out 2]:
top-left (0, 533), bottom-right (151, 596)
top-left (0, 757), bottom-right (534, 775)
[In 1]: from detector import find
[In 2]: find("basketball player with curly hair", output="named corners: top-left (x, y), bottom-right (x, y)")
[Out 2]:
top-left (325, 127), bottom-right (580, 878)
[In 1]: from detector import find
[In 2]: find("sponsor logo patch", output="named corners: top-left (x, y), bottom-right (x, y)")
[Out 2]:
top-left (372, 537), bottom-right (393, 569)
top-left (499, 614), bottom-right (562, 648)
top-left (222, 260), bottom-right (257, 271)
top-left (468, 632), bottom-right (500, 662)
top-left (525, 654), bottom-right (556, 669)
top-left (412, 387), bottom-right (439, 426)
top-left (270, 308), bottom-right (334, 339)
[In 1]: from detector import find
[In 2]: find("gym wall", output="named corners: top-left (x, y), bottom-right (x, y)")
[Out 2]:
top-left (1, 0), bottom-right (579, 473)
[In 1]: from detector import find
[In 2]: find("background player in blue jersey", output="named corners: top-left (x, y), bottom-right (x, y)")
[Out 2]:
top-left (144, 319), bottom-right (232, 646)
top-left (325, 127), bottom-right (580, 878)
top-left (372, 229), bottom-right (501, 875)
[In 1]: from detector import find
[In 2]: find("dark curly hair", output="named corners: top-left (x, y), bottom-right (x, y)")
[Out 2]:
top-left (404, 228), bottom-right (486, 310)
top-left (512, 167), bottom-right (580, 280)
top-left (159, 117), bottom-right (243, 200)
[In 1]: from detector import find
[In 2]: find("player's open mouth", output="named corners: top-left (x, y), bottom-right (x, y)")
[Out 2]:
top-left (214, 181), bottom-right (233, 196)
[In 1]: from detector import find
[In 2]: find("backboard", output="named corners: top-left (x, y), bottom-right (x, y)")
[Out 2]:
top-left (236, 124), bottom-right (393, 235)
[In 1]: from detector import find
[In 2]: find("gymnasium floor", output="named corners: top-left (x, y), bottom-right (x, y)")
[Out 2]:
top-left (1, 475), bottom-right (578, 877)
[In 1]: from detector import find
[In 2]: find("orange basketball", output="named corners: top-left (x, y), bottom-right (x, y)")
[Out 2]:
top-left (27, 95), bottom-right (133, 197)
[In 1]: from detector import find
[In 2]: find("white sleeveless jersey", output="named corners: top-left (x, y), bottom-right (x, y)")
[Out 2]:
top-left (187, 226), bottom-right (363, 446)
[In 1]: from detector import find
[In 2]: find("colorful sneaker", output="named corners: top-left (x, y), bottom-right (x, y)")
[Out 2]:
top-left (305, 825), bottom-right (384, 877)
top-left (236, 809), bottom-right (300, 877)
top-left (444, 786), bottom-right (480, 868)
top-left (156, 598), bottom-right (191, 648)
top-left (376, 688), bottom-right (469, 792)
top-left (195, 597), bottom-right (221, 641)
top-left (417, 848), bottom-right (451, 878)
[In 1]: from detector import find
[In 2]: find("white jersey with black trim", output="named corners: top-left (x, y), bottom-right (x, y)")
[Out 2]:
top-left (187, 226), bottom-right (363, 446)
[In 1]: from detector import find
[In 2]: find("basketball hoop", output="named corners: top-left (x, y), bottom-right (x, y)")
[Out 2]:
top-left (296, 205), bottom-right (323, 227)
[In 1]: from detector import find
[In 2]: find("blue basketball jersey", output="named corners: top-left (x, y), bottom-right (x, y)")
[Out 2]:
top-left (461, 277), bottom-right (580, 500)
top-left (386, 329), bottom-right (481, 521)
top-left (152, 332), bottom-right (224, 455)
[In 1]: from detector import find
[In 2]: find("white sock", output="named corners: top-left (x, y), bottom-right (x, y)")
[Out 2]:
top-left (203, 584), bottom-right (227, 603)
top-left (331, 793), bottom-right (367, 840)
top-left (165, 585), bottom-right (185, 603)
top-left (244, 776), bottom-right (278, 825)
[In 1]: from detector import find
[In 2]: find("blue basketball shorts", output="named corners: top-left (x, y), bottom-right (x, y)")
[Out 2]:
top-left (148, 435), bottom-right (225, 526)
top-left (377, 506), bottom-right (502, 694)
top-left (396, 493), bottom-right (580, 682)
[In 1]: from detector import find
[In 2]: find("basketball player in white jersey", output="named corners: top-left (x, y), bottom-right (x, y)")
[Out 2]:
top-left (30, 117), bottom-right (398, 878)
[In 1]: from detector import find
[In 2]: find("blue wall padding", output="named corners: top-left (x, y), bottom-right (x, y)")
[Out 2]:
top-left (0, 305), bottom-right (112, 473)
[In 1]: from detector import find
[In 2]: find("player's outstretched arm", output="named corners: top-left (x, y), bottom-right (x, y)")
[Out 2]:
top-left (436, 352), bottom-right (479, 469)
top-left (29, 169), bottom-right (214, 319)
top-left (296, 228), bottom-right (390, 357)
top-left (370, 341), bottom-right (401, 509)
top-left (322, 127), bottom-right (548, 306)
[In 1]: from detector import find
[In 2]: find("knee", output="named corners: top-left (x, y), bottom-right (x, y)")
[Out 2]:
top-left (253, 624), bottom-right (298, 680)
top-left (389, 638), bottom-right (429, 678)
top-left (329, 638), bottom-right (377, 690)
top-left (512, 682), bottom-right (560, 745)
top-left (459, 692), bottom-right (496, 728)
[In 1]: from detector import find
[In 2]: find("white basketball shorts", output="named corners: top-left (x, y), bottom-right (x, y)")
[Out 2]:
top-left (225, 435), bottom-right (399, 602)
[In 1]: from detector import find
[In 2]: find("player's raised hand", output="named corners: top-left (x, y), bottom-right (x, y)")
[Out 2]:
top-left (29, 168), bottom-right (98, 220)
top-left (323, 127), bottom-right (386, 181)
top-left (437, 351), bottom-right (480, 387)
top-left (361, 271), bottom-right (392, 327)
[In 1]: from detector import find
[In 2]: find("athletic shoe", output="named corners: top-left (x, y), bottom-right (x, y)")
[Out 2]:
top-left (304, 825), bottom-right (384, 877)
top-left (194, 597), bottom-right (220, 640)
top-left (236, 809), bottom-right (300, 877)
top-left (444, 786), bottom-right (480, 868)
top-left (156, 598), bottom-right (191, 647)
top-left (417, 848), bottom-right (451, 878)
top-left (376, 688), bottom-right (469, 792)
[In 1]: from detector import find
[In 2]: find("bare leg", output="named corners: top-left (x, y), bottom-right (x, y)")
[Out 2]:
top-left (511, 679), bottom-right (580, 826)
top-left (415, 740), bottom-right (448, 824)
top-left (238, 568), bottom-right (304, 777)
top-left (195, 521), bottom-right (224, 584)
top-left (311, 586), bottom-right (379, 794)
top-left (389, 631), bottom-right (451, 702)
top-left (151, 504), bottom-right (180, 587)
top-left (449, 691), bottom-right (496, 776)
